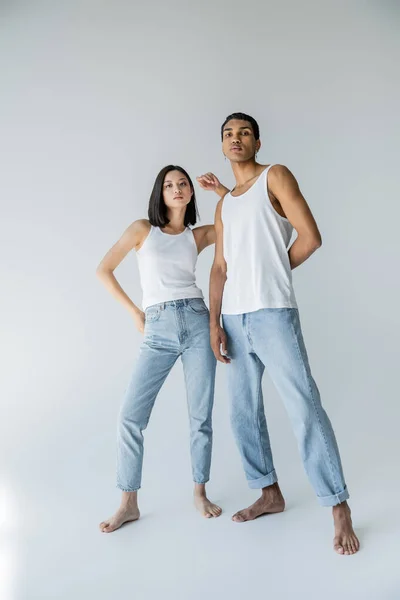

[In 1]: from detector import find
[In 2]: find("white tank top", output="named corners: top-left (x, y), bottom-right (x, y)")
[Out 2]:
top-left (221, 165), bottom-right (297, 315)
top-left (136, 225), bottom-right (203, 310)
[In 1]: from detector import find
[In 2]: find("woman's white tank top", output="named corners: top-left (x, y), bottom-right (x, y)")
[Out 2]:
top-left (221, 165), bottom-right (297, 315)
top-left (136, 225), bottom-right (203, 310)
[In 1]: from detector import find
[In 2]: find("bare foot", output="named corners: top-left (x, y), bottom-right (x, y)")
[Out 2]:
top-left (232, 483), bottom-right (285, 522)
top-left (333, 502), bottom-right (360, 555)
top-left (193, 484), bottom-right (222, 518)
top-left (99, 506), bottom-right (140, 533)
top-left (100, 492), bottom-right (140, 533)
top-left (194, 494), bottom-right (222, 518)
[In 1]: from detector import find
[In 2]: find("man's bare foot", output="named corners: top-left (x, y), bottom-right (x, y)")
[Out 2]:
top-left (232, 482), bottom-right (285, 522)
top-left (99, 491), bottom-right (140, 533)
top-left (194, 484), bottom-right (222, 518)
top-left (333, 501), bottom-right (360, 555)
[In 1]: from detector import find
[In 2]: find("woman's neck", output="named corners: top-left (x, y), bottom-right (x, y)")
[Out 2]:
top-left (162, 212), bottom-right (186, 233)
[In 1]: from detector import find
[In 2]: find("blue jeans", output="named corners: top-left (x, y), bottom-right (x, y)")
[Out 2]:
top-left (117, 298), bottom-right (216, 492)
top-left (222, 308), bottom-right (349, 507)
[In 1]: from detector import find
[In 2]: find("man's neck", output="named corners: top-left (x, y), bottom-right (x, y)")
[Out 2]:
top-left (231, 159), bottom-right (264, 187)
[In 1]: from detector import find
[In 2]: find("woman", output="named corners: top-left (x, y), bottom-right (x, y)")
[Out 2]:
top-left (97, 166), bottom-right (225, 533)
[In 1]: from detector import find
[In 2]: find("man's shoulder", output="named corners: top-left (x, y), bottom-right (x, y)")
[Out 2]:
top-left (268, 164), bottom-right (291, 178)
top-left (267, 165), bottom-right (296, 194)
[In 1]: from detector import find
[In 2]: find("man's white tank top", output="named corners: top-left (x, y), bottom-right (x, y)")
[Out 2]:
top-left (221, 165), bottom-right (297, 315)
top-left (136, 225), bottom-right (203, 310)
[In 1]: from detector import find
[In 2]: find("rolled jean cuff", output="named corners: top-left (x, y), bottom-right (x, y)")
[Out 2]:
top-left (317, 486), bottom-right (349, 507)
top-left (247, 469), bottom-right (278, 489)
top-left (116, 484), bottom-right (140, 492)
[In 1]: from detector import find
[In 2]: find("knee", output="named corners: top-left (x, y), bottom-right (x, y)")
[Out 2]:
top-left (118, 408), bottom-right (147, 436)
top-left (190, 414), bottom-right (212, 436)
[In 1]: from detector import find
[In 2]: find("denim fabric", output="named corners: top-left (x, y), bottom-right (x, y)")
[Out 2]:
top-left (117, 298), bottom-right (216, 491)
top-left (222, 308), bottom-right (349, 507)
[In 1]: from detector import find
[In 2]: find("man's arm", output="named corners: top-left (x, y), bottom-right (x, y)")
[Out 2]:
top-left (268, 165), bottom-right (322, 269)
top-left (196, 173), bottom-right (230, 198)
top-left (209, 198), bottom-right (230, 363)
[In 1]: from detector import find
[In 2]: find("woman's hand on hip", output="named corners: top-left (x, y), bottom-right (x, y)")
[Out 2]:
top-left (133, 310), bottom-right (145, 334)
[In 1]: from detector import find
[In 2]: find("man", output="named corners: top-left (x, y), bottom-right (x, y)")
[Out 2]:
top-left (197, 112), bottom-right (360, 555)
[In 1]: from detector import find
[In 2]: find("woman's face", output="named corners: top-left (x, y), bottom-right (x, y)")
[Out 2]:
top-left (162, 170), bottom-right (193, 209)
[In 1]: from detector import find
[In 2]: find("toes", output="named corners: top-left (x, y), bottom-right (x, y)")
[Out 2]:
top-left (334, 541), bottom-right (344, 555)
top-left (350, 539), bottom-right (358, 554)
top-left (232, 512), bottom-right (245, 522)
top-left (211, 505), bottom-right (222, 517)
top-left (99, 521), bottom-right (110, 532)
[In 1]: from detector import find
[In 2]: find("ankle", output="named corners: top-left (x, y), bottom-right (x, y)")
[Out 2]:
top-left (121, 491), bottom-right (138, 509)
top-left (333, 501), bottom-right (349, 514)
top-left (194, 483), bottom-right (207, 498)
top-left (261, 483), bottom-right (281, 497)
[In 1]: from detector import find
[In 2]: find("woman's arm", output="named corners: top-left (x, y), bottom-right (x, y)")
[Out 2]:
top-left (96, 219), bottom-right (150, 333)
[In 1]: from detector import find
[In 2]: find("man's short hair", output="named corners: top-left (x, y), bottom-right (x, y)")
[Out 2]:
top-left (221, 112), bottom-right (260, 141)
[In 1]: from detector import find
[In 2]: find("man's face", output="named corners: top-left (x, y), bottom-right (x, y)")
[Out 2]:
top-left (222, 119), bottom-right (261, 163)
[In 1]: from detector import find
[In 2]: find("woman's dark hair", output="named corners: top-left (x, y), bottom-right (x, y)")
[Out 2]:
top-left (221, 112), bottom-right (260, 141)
top-left (148, 165), bottom-right (199, 228)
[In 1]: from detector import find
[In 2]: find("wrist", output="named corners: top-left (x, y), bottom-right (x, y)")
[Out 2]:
top-left (209, 318), bottom-right (221, 329)
top-left (215, 184), bottom-right (227, 198)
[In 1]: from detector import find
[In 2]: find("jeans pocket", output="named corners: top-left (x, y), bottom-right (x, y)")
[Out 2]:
top-left (145, 307), bottom-right (161, 323)
top-left (187, 299), bottom-right (208, 314)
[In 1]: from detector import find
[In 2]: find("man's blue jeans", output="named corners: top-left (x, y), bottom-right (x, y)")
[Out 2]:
top-left (222, 308), bottom-right (349, 507)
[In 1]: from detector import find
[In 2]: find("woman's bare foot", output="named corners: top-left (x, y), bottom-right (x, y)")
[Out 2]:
top-left (333, 501), bottom-right (360, 555)
top-left (99, 491), bottom-right (140, 533)
top-left (194, 484), bottom-right (222, 518)
top-left (99, 506), bottom-right (140, 533)
top-left (232, 483), bottom-right (285, 522)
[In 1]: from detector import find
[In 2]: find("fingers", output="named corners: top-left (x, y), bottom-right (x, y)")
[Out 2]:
top-left (216, 353), bottom-right (230, 364)
top-left (196, 173), bottom-right (217, 189)
top-left (210, 328), bottom-right (231, 363)
top-left (212, 346), bottom-right (231, 364)
top-left (221, 333), bottom-right (230, 361)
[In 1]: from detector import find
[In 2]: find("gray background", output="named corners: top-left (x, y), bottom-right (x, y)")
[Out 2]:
top-left (1, 1), bottom-right (399, 599)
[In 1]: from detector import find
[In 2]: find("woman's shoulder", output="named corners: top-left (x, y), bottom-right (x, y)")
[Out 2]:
top-left (132, 218), bottom-right (151, 231)
top-left (123, 219), bottom-right (152, 250)
top-left (127, 219), bottom-right (151, 236)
